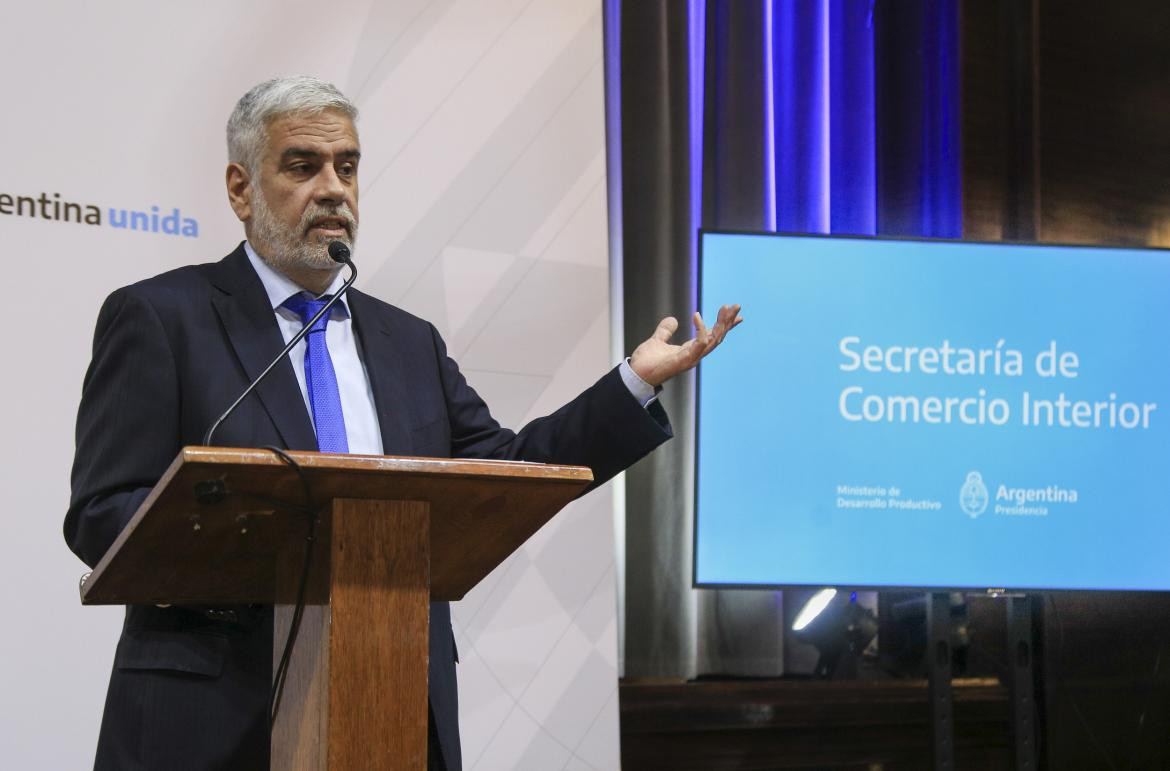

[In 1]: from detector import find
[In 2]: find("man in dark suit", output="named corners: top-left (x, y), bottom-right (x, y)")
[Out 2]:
top-left (65, 76), bottom-right (741, 770)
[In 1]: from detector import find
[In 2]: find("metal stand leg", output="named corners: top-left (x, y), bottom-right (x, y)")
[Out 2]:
top-left (1007, 595), bottom-right (1037, 770)
top-left (928, 591), bottom-right (955, 770)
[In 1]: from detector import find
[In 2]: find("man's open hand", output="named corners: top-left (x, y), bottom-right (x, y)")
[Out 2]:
top-left (629, 304), bottom-right (743, 387)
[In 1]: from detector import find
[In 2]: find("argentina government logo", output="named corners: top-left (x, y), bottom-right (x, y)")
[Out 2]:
top-left (959, 471), bottom-right (989, 518)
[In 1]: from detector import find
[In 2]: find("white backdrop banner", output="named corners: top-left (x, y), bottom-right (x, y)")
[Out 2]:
top-left (1, 1), bottom-right (619, 768)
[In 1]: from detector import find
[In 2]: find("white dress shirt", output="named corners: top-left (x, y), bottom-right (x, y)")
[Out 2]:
top-left (244, 241), bottom-right (384, 454)
top-left (244, 241), bottom-right (657, 456)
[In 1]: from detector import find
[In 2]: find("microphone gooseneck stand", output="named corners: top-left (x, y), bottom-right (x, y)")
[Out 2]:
top-left (202, 240), bottom-right (356, 446)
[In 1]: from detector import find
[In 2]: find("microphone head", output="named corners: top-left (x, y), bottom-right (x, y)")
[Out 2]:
top-left (328, 241), bottom-right (352, 264)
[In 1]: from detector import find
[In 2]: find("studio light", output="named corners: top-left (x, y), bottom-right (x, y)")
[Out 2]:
top-left (793, 588), bottom-right (838, 631)
top-left (792, 589), bottom-right (878, 679)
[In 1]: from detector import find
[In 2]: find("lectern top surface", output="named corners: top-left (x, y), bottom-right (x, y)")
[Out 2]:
top-left (80, 446), bottom-right (592, 606)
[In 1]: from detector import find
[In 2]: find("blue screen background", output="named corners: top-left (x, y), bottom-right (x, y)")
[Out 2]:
top-left (696, 232), bottom-right (1170, 590)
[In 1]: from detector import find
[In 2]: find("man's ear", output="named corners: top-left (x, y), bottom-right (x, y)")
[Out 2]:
top-left (226, 162), bottom-right (252, 223)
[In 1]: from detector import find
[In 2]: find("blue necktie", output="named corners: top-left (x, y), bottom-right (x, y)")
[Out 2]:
top-left (281, 293), bottom-right (349, 453)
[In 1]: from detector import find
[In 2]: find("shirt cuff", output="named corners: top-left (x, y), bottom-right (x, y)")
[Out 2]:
top-left (619, 358), bottom-right (660, 408)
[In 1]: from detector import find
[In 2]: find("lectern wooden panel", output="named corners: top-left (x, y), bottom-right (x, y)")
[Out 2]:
top-left (81, 447), bottom-right (592, 605)
top-left (79, 447), bottom-right (593, 770)
top-left (271, 499), bottom-right (431, 770)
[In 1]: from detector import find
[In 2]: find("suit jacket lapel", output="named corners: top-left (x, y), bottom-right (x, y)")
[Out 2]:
top-left (348, 288), bottom-right (414, 456)
top-left (207, 245), bottom-right (318, 451)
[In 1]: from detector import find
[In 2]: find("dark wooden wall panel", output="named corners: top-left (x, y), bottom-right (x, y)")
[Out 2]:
top-left (965, 0), bottom-right (1170, 246)
top-left (1036, 1), bottom-right (1170, 245)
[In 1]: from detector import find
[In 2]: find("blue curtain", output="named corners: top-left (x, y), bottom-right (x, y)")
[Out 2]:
top-left (612, 0), bottom-right (961, 678)
top-left (697, 0), bottom-right (960, 238)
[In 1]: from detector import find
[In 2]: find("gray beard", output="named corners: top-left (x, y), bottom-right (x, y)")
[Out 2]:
top-left (250, 186), bottom-right (357, 275)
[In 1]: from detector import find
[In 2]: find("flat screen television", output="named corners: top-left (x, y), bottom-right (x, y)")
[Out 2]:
top-left (695, 230), bottom-right (1170, 592)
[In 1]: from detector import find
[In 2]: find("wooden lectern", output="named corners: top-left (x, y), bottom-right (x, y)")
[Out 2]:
top-left (79, 446), bottom-right (593, 770)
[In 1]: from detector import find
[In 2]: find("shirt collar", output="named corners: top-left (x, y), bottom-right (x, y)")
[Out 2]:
top-left (244, 240), bottom-right (349, 317)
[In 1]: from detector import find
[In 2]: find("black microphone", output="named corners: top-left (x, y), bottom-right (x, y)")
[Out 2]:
top-left (202, 241), bottom-right (358, 446)
top-left (327, 240), bottom-right (350, 263)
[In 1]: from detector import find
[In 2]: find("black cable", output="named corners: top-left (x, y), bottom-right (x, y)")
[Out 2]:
top-left (264, 445), bottom-right (320, 727)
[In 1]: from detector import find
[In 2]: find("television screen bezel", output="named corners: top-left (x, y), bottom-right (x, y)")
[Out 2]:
top-left (692, 227), bottom-right (1170, 594)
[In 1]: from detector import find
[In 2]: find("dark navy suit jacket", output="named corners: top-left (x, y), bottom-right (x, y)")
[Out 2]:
top-left (65, 243), bottom-right (671, 770)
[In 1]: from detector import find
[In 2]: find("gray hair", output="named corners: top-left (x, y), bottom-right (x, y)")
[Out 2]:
top-left (226, 76), bottom-right (358, 174)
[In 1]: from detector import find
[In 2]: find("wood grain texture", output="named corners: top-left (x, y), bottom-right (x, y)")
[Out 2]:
top-left (80, 447), bottom-right (591, 605)
top-left (271, 511), bottom-right (332, 771)
top-left (329, 499), bottom-right (429, 770)
top-left (78, 448), bottom-right (591, 769)
top-left (272, 605), bottom-right (331, 769)
top-left (271, 500), bottom-right (430, 771)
